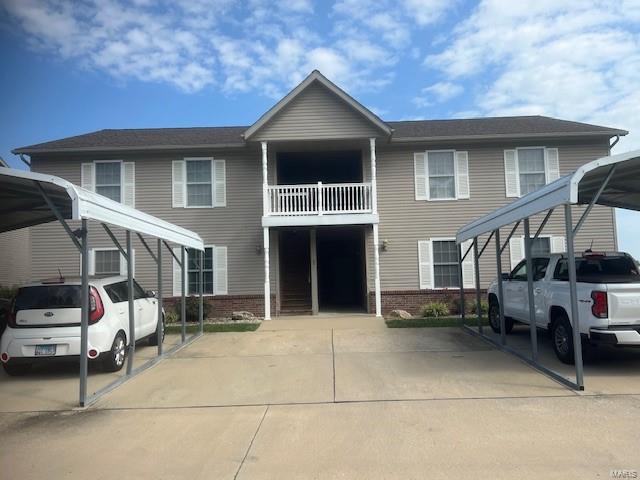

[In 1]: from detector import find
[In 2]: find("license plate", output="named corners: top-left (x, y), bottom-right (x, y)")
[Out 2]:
top-left (35, 344), bottom-right (57, 356)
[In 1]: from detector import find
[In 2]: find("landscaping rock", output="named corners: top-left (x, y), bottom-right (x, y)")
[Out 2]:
top-left (231, 311), bottom-right (259, 322)
top-left (389, 309), bottom-right (413, 320)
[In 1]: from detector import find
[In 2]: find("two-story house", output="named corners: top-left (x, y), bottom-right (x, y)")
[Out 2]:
top-left (12, 71), bottom-right (626, 318)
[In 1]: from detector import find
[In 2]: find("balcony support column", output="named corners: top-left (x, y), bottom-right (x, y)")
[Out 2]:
top-left (263, 227), bottom-right (271, 320)
top-left (369, 138), bottom-right (378, 214)
top-left (373, 224), bottom-right (382, 317)
top-left (261, 141), bottom-right (268, 216)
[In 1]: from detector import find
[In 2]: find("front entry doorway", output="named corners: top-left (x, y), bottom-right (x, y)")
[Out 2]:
top-left (279, 229), bottom-right (312, 314)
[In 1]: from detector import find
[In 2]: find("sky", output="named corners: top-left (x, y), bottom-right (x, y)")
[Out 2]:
top-left (0, 0), bottom-right (639, 257)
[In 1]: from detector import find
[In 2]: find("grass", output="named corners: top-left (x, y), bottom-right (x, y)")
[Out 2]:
top-left (386, 316), bottom-right (488, 328)
top-left (165, 323), bottom-right (260, 334)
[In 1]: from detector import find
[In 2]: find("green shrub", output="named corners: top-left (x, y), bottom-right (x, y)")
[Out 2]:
top-left (183, 296), bottom-right (212, 322)
top-left (164, 310), bottom-right (179, 324)
top-left (470, 300), bottom-right (489, 315)
top-left (421, 302), bottom-right (450, 318)
top-left (0, 285), bottom-right (18, 300)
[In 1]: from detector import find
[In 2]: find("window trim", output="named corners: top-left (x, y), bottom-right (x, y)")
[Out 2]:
top-left (187, 245), bottom-right (215, 296)
top-left (426, 149), bottom-right (457, 201)
top-left (93, 159), bottom-right (123, 203)
top-left (93, 247), bottom-right (122, 277)
top-left (515, 146), bottom-right (547, 197)
top-left (184, 157), bottom-right (214, 209)
top-left (430, 237), bottom-right (461, 290)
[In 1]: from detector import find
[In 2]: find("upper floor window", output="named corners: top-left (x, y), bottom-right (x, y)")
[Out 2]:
top-left (95, 161), bottom-right (122, 202)
top-left (172, 158), bottom-right (226, 208)
top-left (414, 150), bottom-right (470, 201)
top-left (81, 160), bottom-right (135, 207)
top-left (504, 147), bottom-right (559, 198)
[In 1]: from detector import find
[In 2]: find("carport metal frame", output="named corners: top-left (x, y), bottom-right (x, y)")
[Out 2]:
top-left (0, 169), bottom-right (205, 407)
top-left (456, 149), bottom-right (640, 391)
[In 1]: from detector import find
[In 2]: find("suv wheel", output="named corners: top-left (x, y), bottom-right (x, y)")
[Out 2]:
top-left (2, 361), bottom-right (32, 376)
top-left (551, 313), bottom-right (576, 365)
top-left (488, 299), bottom-right (514, 334)
top-left (102, 332), bottom-right (127, 372)
top-left (148, 315), bottom-right (165, 346)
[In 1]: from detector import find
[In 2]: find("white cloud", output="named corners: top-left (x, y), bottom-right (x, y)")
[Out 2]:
top-left (414, 81), bottom-right (463, 107)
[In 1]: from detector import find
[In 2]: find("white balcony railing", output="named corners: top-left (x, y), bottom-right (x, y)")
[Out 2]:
top-left (266, 182), bottom-right (373, 216)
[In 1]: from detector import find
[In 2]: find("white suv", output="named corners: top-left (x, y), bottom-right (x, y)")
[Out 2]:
top-left (0, 276), bottom-right (164, 376)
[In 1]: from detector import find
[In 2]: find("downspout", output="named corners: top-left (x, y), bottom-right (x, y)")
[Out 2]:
top-left (609, 135), bottom-right (620, 154)
top-left (19, 153), bottom-right (31, 168)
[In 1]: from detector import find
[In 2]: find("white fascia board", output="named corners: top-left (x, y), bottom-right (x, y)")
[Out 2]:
top-left (262, 213), bottom-right (379, 227)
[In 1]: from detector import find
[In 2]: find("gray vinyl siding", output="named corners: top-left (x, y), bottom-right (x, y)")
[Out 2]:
top-left (367, 140), bottom-right (616, 291)
top-left (251, 82), bottom-right (382, 141)
top-left (0, 228), bottom-right (31, 286)
top-left (29, 148), bottom-right (274, 296)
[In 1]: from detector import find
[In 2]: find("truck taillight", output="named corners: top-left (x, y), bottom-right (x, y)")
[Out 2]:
top-left (89, 287), bottom-right (104, 325)
top-left (591, 290), bottom-right (608, 318)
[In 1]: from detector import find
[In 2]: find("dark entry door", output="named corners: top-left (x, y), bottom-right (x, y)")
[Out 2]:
top-left (279, 230), bottom-right (312, 314)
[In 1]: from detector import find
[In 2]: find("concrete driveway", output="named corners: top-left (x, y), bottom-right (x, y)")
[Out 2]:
top-left (2, 315), bottom-right (639, 479)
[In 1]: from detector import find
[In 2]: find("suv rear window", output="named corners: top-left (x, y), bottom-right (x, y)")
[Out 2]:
top-left (14, 285), bottom-right (82, 311)
top-left (554, 256), bottom-right (640, 283)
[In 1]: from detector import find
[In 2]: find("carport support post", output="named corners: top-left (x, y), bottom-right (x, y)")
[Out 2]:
top-left (495, 229), bottom-right (506, 345)
top-left (157, 239), bottom-right (163, 356)
top-left (199, 249), bottom-right (204, 333)
top-left (181, 246), bottom-right (186, 342)
top-left (564, 204), bottom-right (584, 388)
top-left (523, 218), bottom-right (538, 361)
top-left (457, 243), bottom-right (466, 324)
top-left (473, 237), bottom-right (482, 333)
top-left (79, 219), bottom-right (89, 407)
top-left (126, 231), bottom-right (135, 374)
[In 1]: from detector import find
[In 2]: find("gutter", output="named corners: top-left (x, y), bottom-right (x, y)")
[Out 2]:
top-left (390, 130), bottom-right (628, 143)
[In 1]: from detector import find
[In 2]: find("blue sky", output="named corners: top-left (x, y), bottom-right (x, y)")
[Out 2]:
top-left (1, 0), bottom-right (639, 257)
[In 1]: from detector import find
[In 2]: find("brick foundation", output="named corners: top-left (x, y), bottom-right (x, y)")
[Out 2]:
top-left (165, 294), bottom-right (276, 319)
top-left (368, 289), bottom-right (487, 317)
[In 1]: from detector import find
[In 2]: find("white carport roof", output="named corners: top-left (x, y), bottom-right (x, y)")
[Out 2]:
top-left (0, 168), bottom-right (204, 250)
top-left (457, 149), bottom-right (640, 243)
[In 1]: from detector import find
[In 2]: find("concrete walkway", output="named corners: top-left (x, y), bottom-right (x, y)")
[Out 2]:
top-left (2, 315), bottom-right (640, 479)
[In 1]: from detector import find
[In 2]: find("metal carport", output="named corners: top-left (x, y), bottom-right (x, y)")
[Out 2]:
top-left (0, 167), bottom-right (205, 406)
top-left (456, 149), bottom-right (640, 390)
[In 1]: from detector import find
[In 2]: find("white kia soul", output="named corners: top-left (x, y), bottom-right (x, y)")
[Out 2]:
top-left (0, 276), bottom-right (164, 376)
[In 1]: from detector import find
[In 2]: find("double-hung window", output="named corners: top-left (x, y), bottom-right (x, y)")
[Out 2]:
top-left (172, 158), bottom-right (226, 208)
top-left (173, 245), bottom-right (227, 296)
top-left (95, 249), bottom-right (121, 276)
top-left (187, 247), bottom-right (214, 295)
top-left (95, 162), bottom-right (122, 202)
top-left (414, 150), bottom-right (469, 201)
top-left (81, 160), bottom-right (135, 207)
top-left (432, 240), bottom-right (460, 288)
top-left (504, 147), bottom-right (560, 197)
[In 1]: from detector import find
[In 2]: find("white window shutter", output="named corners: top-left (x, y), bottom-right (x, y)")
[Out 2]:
top-left (545, 148), bottom-right (560, 183)
top-left (214, 246), bottom-right (228, 295)
top-left (122, 162), bottom-right (135, 207)
top-left (172, 247), bottom-right (187, 296)
top-left (87, 249), bottom-right (96, 276)
top-left (172, 160), bottom-right (185, 208)
top-left (418, 240), bottom-right (433, 289)
top-left (81, 163), bottom-right (95, 192)
top-left (213, 159), bottom-right (226, 207)
top-left (455, 151), bottom-right (470, 199)
top-left (504, 150), bottom-right (519, 197)
top-left (414, 153), bottom-right (428, 200)
top-left (551, 236), bottom-right (566, 253)
top-left (509, 237), bottom-right (525, 270)
top-left (119, 249), bottom-right (135, 276)
top-left (462, 240), bottom-right (475, 288)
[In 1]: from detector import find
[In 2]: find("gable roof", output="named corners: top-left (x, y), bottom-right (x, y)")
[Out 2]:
top-left (243, 70), bottom-right (393, 140)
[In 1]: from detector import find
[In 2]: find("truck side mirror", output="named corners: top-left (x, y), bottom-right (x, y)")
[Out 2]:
top-left (501, 273), bottom-right (510, 281)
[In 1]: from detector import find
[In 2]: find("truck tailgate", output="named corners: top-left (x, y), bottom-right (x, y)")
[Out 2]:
top-left (607, 283), bottom-right (640, 324)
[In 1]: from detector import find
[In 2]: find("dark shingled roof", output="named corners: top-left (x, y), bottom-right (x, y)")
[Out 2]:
top-left (13, 116), bottom-right (626, 154)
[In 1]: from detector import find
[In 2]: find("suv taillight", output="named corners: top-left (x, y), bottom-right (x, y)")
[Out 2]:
top-left (89, 287), bottom-right (105, 324)
top-left (591, 290), bottom-right (608, 318)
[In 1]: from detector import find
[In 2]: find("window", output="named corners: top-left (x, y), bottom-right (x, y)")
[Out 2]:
top-left (95, 250), bottom-right (121, 276)
top-left (95, 161), bottom-right (122, 202)
top-left (187, 247), bottom-right (214, 294)
top-left (531, 237), bottom-right (551, 256)
top-left (554, 256), bottom-right (639, 282)
top-left (518, 148), bottom-right (546, 195)
top-left (186, 160), bottom-right (213, 207)
top-left (15, 286), bottom-right (82, 311)
top-left (432, 240), bottom-right (460, 288)
top-left (510, 258), bottom-right (550, 281)
top-left (428, 151), bottom-right (456, 200)
top-left (104, 280), bottom-right (148, 304)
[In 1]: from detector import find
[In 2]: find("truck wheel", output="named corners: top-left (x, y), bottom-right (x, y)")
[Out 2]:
top-left (102, 332), bottom-right (127, 372)
top-left (2, 361), bottom-right (32, 376)
top-left (488, 300), bottom-right (514, 334)
top-left (551, 313), bottom-right (576, 365)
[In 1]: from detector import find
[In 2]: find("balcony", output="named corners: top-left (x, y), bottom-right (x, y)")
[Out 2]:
top-left (262, 182), bottom-right (379, 227)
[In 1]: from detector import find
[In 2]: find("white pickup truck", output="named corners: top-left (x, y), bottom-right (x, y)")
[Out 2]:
top-left (487, 252), bottom-right (640, 364)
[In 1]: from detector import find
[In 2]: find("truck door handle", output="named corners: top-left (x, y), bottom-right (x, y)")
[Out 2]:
top-left (534, 288), bottom-right (542, 294)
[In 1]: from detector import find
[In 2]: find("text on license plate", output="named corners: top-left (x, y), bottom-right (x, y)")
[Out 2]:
top-left (35, 344), bottom-right (57, 356)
